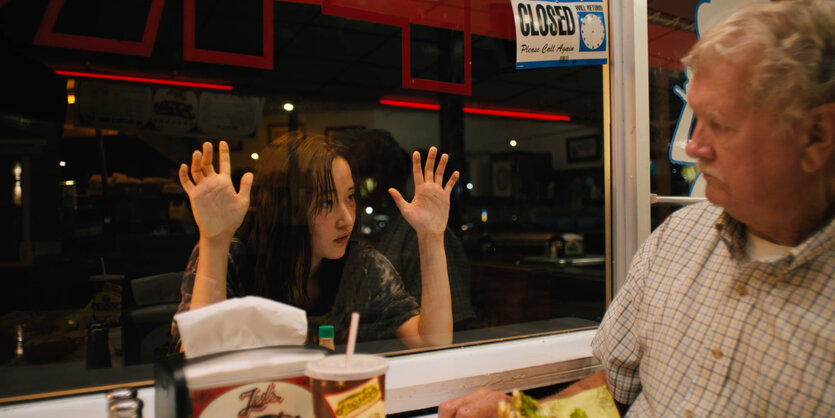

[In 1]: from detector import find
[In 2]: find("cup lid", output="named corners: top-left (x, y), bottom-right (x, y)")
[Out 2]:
top-left (305, 354), bottom-right (389, 381)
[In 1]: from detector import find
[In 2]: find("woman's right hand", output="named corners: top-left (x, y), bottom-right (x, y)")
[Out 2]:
top-left (178, 141), bottom-right (253, 241)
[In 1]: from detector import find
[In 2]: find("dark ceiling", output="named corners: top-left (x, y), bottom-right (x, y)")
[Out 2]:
top-left (1, 0), bottom-right (700, 125)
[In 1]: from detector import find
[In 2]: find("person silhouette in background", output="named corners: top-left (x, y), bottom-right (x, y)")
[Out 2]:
top-left (338, 129), bottom-right (478, 329)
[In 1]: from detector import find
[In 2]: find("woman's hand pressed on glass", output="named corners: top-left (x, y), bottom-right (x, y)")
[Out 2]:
top-left (178, 141), bottom-right (253, 240)
top-left (389, 146), bottom-right (459, 237)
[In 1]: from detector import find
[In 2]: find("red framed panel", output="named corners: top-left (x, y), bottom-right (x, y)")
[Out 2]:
top-left (648, 23), bottom-right (697, 73)
top-left (33, 0), bottom-right (166, 57)
top-left (183, 0), bottom-right (275, 69)
top-left (320, 0), bottom-right (472, 95)
top-left (33, 0), bottom-right (479, 93)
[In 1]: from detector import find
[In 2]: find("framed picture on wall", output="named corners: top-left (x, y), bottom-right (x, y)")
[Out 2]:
top-left (565, 135), bottom-right (601, 163)
top-left (491, 160), bottom-right (512, 197)
top-left (324, 125), bottom-right (365, 141)
top-left (268, 124), bottom-right (304, 142)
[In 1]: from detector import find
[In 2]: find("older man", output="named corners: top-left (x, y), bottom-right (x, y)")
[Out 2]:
top-left (439, 0), bottom-right (834, 416)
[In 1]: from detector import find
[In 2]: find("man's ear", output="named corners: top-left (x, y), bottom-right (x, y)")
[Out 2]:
top-left (800, 103), bottom-right (835, 173)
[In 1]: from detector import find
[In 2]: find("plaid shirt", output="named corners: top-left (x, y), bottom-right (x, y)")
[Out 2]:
top-left (592, 202), bottom-right (834, 417)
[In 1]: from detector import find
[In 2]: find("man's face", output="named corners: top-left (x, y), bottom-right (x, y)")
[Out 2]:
top-left (685, 56), bottom-right (808, 227)
top-left (309, 157), bottom-right (356, 264)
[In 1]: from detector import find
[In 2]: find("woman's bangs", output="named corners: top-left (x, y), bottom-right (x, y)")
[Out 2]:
top-left (308, 152), bottom-right (337, 216)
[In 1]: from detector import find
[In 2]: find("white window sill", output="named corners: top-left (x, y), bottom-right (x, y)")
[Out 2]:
top-left (0, 329), bottom-right (598, 417)
top-left (387, 328), bottom-right (599, 413)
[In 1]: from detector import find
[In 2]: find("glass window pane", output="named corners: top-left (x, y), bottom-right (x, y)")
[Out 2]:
top-left (0, 0), bottom-right (606, 400)
top-left (647, 0), bottom-right (700, 228)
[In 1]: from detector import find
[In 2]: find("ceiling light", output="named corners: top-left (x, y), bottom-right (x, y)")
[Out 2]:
top-left (283, 103), bottom-right (294, 112)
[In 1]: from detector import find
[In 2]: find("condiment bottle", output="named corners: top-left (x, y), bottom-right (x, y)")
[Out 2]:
top-left (108, 397), bottom-right (143, 418)
top-left (318, 325), bottom-right (335, 351)
top-left (106, 387), bottom-right (141, 418)
top-left (106, 387), bottom-right (137, 403)
top-left (86, 322), bottom-right (111, 369)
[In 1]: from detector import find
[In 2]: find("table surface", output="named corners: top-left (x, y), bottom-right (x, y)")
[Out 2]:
top-left (0, 328), bottom-right (599, 417)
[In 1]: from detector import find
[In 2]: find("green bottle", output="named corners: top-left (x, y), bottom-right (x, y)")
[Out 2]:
top-left (318, 325), bottom-right (335, 351)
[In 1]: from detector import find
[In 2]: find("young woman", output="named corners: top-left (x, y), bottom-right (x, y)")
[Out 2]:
top-left (171, 133), bottom-right (458, 348)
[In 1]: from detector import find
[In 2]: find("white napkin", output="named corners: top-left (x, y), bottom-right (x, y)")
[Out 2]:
top-left (174, 296), bottom-right (308, 358)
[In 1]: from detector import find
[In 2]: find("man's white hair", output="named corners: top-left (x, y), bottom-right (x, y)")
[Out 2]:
top-left (683, 0), bottom-right (835, 131)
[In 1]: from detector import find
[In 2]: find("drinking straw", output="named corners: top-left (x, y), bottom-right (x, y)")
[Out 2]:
top-left (345, 312), bottom-right (360, 367)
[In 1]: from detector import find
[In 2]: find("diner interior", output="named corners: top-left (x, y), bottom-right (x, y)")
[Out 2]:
top-left (0, 0), bottom-right (698, 405)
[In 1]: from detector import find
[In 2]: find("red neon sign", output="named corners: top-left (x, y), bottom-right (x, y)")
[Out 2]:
top-left (379, 99), bottom-right (571, 122)
top-left (55, 70), bottom-right (234, 91)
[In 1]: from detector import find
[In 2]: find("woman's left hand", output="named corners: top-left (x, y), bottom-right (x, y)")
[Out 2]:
top-left (389, 146), bottom-right (459, 236)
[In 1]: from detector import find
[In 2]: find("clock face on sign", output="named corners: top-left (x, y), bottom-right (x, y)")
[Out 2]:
top-left (580, 13), bottom-right (605, 50)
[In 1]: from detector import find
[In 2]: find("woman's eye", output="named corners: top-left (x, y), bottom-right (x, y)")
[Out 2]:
top-left (347, 193), bottom-right (355, 202)
top-left (321, 200), bottom-right (333, 209)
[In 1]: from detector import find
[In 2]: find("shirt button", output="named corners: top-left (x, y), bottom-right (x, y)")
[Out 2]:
top-left (711, 347), bottom-right (723, 359)
top-left (683, 410), bottom-right (694, 418)
top-left (735, 284), bottom-right (748, 296)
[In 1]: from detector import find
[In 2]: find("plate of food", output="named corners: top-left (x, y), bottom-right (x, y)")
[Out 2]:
top-left (498, 387), bottom-right (620, 418)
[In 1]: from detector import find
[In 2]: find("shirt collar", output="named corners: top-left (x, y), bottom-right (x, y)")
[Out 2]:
top-left (715, 211), bottom-right (747, 261)
top-left (715, 210), bottom-right (835, 269)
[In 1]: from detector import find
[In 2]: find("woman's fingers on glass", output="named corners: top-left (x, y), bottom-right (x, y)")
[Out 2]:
top-left (435, 153), bottom-right (449, 184)
top-left (238, 172), bottom-right (254, 198)
top-left (444, 170), bottom-right (459, 193)
top-left (218, 140), bottom-right (231, 175)
top-left (424, 146), bottom-right (437, 181)
top-left (411, 150), bottom-right (423, 186)
top-left (190, 150), bottom-right (204, 182)
top-left (178, 163), bottom-right (194, 193)
top-left (200, 142), bottom-right (215, 176)
top-left (388, 187), bottom-right (406, 210)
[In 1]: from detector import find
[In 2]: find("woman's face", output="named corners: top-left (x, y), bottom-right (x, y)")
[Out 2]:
top-left (309, 157), bottom-right (356, 266)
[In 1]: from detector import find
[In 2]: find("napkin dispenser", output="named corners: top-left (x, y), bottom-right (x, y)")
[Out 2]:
top-left (155, 345), bottom-right (328, 418)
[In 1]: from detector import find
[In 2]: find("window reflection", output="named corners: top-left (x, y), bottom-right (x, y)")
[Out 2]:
top-left (647, 1), bottom-right (700, 228)
top-left (0, 0), bottom-right (605, 401)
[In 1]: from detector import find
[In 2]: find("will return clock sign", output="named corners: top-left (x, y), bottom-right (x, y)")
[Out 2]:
top-left (579, 13), bottom-right (606, 51)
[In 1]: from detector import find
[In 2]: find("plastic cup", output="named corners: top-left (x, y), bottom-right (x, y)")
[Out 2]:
top-left (305, 354), bottom-right (389, 418)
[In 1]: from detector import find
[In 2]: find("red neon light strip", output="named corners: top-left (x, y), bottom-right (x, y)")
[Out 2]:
top-left (379, 99), bottom-right (440, 110)
top-left (55, 70), bottom-right (234, 91)
top-left (464, 107), bottom-right (570, 122)
top-left (379, 99), bottom-right (570, 122)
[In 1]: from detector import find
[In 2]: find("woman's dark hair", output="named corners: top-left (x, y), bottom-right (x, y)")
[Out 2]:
top-left (237, 132), bottom-right (353, 306)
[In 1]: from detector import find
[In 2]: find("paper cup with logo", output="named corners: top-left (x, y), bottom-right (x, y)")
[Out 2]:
top-left (305, 354), bottom-right (389, 418)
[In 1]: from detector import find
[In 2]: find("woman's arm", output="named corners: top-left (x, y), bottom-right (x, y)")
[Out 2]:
top-left (178, 141), bottom-right (253, 309)
top-left (389, 147), bottom-right (458, 347)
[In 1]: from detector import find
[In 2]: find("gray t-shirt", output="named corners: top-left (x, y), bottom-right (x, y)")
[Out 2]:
top-left (171, 239), bottom-right (419, 347)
